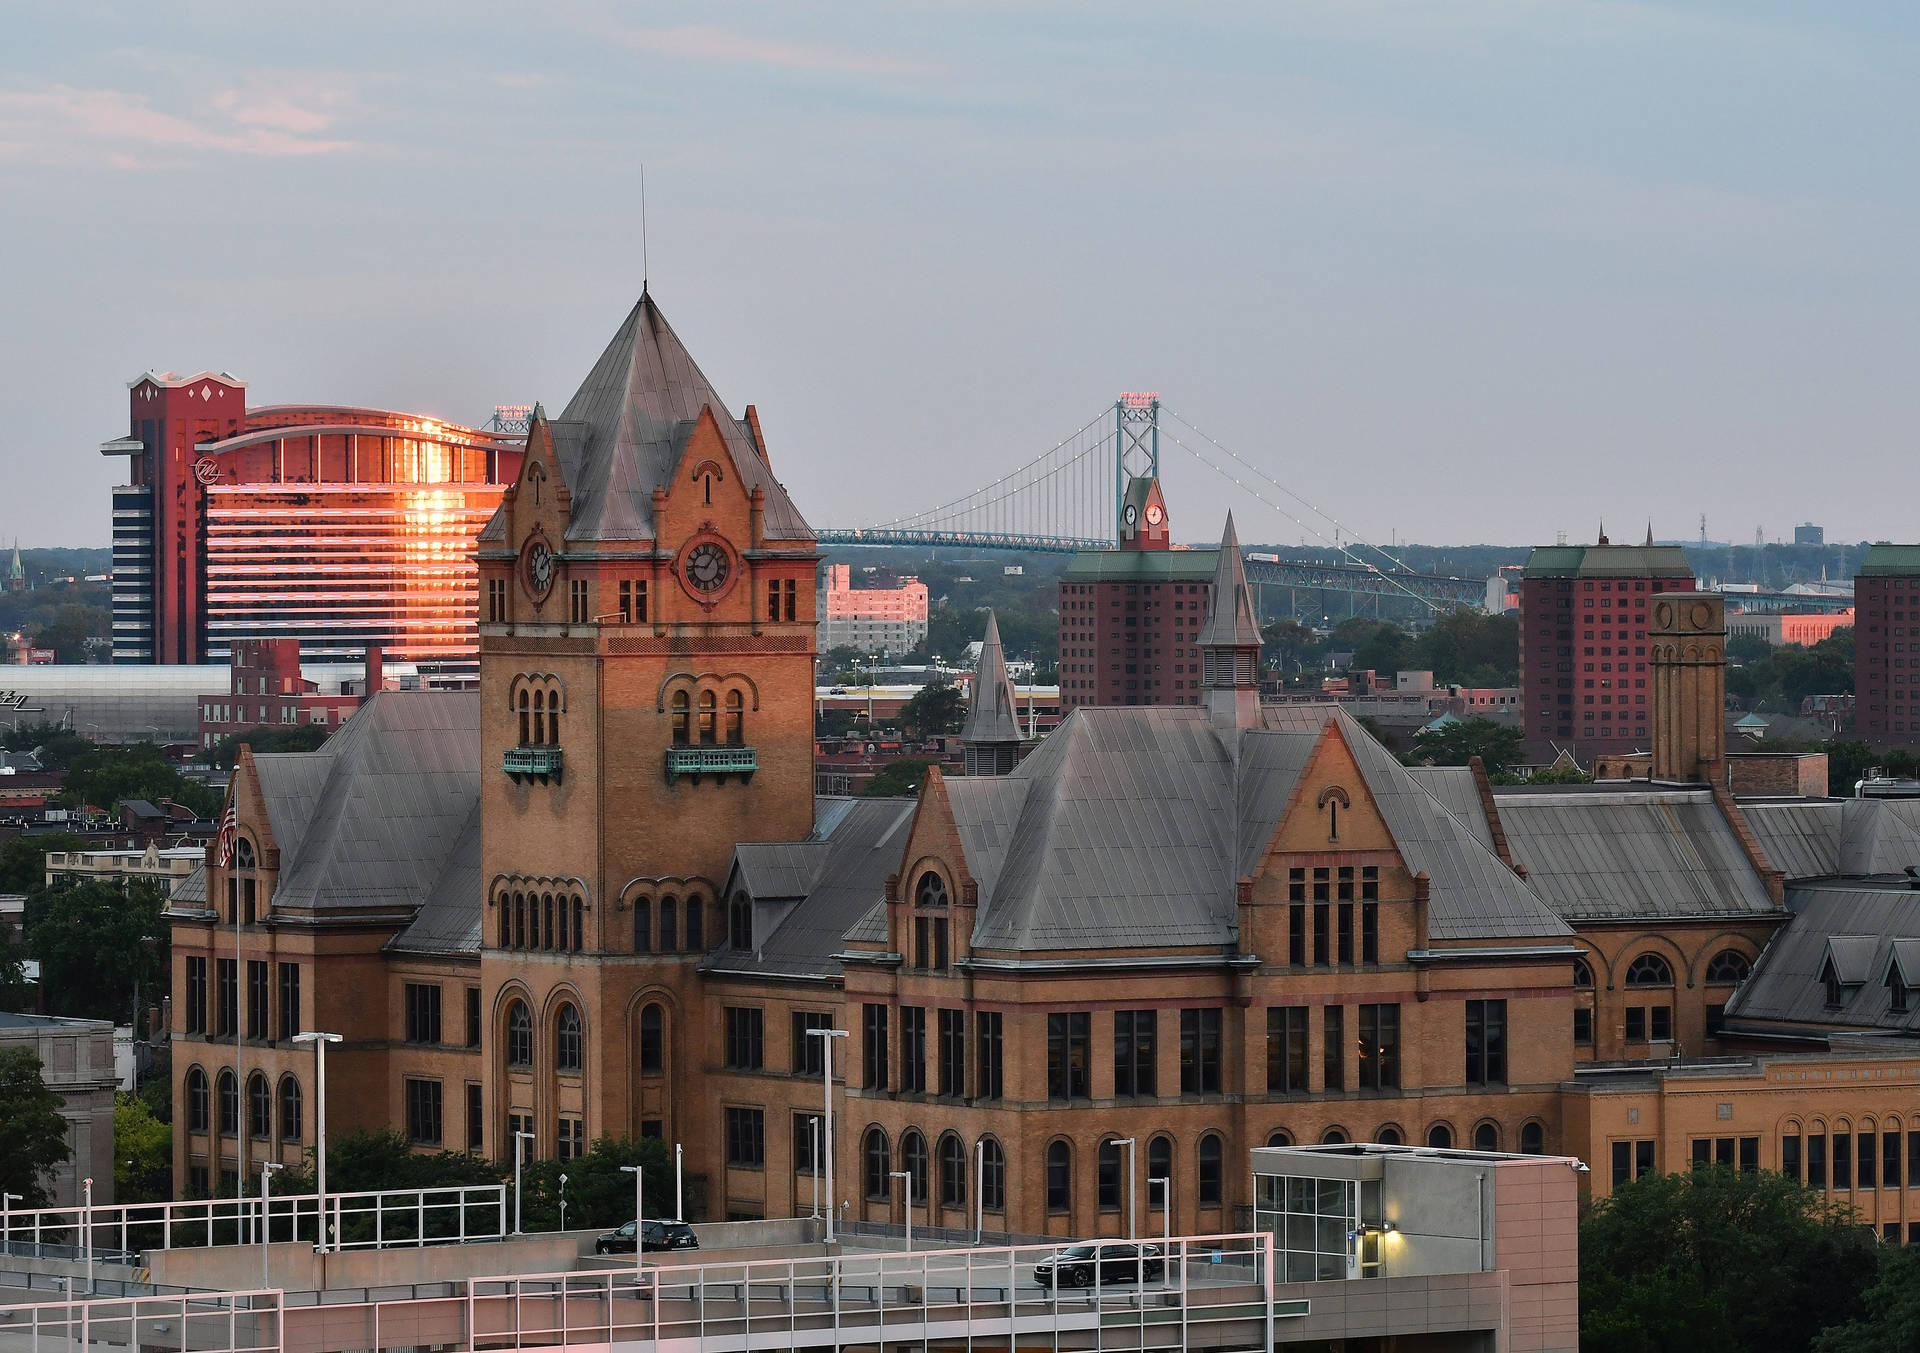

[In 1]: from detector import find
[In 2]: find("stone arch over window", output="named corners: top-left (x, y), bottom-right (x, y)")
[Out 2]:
top-left (1625, 953), bottom-right (1674, 988)
top-left (1704, 948), bottom-right (1752, 984)
top-left (1473, 1120), bottom-right (1500, 1152)
top-left (978, 1136), bottom-right (1006, 1213)
top-left (1196, 1132), bottom-right (1225, 1207)
top-left (914, 869), bottom-right (950, 909)
top-left (939, 1132), bottom-right (967, 1209)
top-left (279, 1075), bottom-right (302, 1141)
top-left (186, 1066), bottom-right (210, 1133)
top-left (509, 673), bottom-right (567, 746)
top-left (1375, 1124), bottom-right (1404, 1147)
top-left (626, 990), bottom-right (676, 1081)
top-left (554, 1003), bottom-right (583, 1073)
top-left (1045, 1139), bottom-right (1072, 1213)
top-left (504, 998), bottom-right (534, 1068)
top-left (1316, 785), bottom-right (1351, 842)
top-left (1320, 1126), bottom-right (1348, 1145)
top-left (864, 1127), bottom-right (891, 1200)
top-left (902, 1129), bottom-right (929, 1203)
top-left (1573, 956), bottom-right (1594, 988)
top-left (1427, 1122), bottom-right (1454, 1150)
top-left (689, 458), bottom-right (725, 505)
top-left (1264, 1130), bottom-right (1291, 1149)
top-left (491, 875), bottom-right (590, 953)
top-left (1520, 1121), bottom-right (1546, 1154)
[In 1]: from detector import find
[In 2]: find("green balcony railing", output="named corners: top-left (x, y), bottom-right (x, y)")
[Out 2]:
top-left (502, 746), bottom-right (564, 780)
top-left (665, 745), bottom-right (759, 781)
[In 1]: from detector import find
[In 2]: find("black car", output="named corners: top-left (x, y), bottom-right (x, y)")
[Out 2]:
top-left (594, 1220), bottom-right (700, 1254)
top-left (1034, 1243), bottom-right (1163, 1288)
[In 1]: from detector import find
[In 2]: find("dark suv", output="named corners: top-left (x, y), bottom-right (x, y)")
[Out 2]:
top-left (1034, 1243), bottom-right (1163, 1288)
top-left (595, 1220), bottom-right (700, 1254)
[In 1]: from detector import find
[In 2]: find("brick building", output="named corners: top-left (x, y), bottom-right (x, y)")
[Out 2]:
top-left (1853, 544), bottom-right (1920, 745)
top-left (817, 565), bottom-right (929, 655)
top-left (195, 639), bottom-right (377, 751)
top-left (1518, 534), bottom-right (1694, 764)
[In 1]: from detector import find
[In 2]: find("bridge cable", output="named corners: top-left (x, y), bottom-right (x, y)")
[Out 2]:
top-left (868, 410), bottom-right (1114, 532)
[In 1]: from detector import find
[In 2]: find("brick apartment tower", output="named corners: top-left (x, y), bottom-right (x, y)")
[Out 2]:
top-left (1518, 531), bottom-right (1694, 765)
top-left (1853, 544), bottom-right (1920, 747)
top-left (1058, 476), bottom-right (1217, 711)
top-left (474, 291), bottom-right (819, 1180)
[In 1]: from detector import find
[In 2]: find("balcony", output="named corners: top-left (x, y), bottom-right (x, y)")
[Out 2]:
top-left (665, 745), bottom-right (758, 782)
top-left (502, 745), bottom-right (564, 782)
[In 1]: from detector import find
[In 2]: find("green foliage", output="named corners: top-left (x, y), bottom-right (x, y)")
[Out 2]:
top-left (274, 1129), bottom-right (505, 1197)
top-left (863, 760), bottom-right (933, 798)
top-left (1815, 1243), bottom-right (1920, 1353)
top-left (1262, 619), bottom-right (1318, 670)
top-left (1724, 630), bottom-right (1854, 713)
top-left (57, 741), bottom-right (220, 817)
top-left (1726, 635), bottom-right (1775, 666)
top-left (0, 721), bottom-right (94, 770)
top-left (1825, 741), bottom-right (1920, 797)
top-left (1580, 1165), bottom-right (1877, 1353)
top-left (1311, 610), bottom-right (1521, 687)
top-left (1518, 764), bottom-right (1594, 785)
top-left (899, 680), bottom-right (965, 738)
top-left (0, 1047), bottom-right (71, 1208)
top-left (516, 1136), bottom-right (675, 1232)
top-left (115, 1091), bottom-right (172, 1202)
top-left (1406, 718), bottom-right (1526, 775)
top-left (821, 645), bottom-right (866, 677)
top-left (31, 601), bottom-right (111, 664)
top-left (0, 831), bottom-right (84, 894)
top-left (25, 880), bottom-right (169, 1022)
top-left (0, 922), bottom-right (31, 1011)
top-left (205, 723), bottom-right (332, 769)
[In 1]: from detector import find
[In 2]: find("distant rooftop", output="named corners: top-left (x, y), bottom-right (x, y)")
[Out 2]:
top-left (1857, 544), bottom-right (1920, 576)
top-left (1520, 543), bottom-right (1694, 579)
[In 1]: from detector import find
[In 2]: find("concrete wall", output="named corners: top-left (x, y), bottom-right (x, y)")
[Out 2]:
top-left (0, 1015), bottom-right (118, 1207)
top-left (148, 1232), bottom-right (585, 1292)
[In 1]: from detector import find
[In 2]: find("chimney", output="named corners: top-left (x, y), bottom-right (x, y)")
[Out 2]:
top-left (364, 645), bottom-right (385, 695)
top-left (1648, 592), bottom-right (1726, 783)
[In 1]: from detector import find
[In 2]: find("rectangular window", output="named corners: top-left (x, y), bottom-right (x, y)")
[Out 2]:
top-left (1266, 1006), bottom-right (1308, 1094)
top-left (1337, 903), bottom-right (1354, 965)
top-left (569, 579), bottom-right (589, 624)
top-left (1359, 1004), bottom-right (1399, 1090)
top-left (1288, 903), bottom-right (1306, 966)
top-left (1611, 1141), bottom-right (1632, 1187)
top-left (1313, 903), bottom-right (1330, 965)
top-left (1361, 903), bottom-right (1378, 963)
top-left (405, 1078), bottom-right (443, 1145)
top-left (1650, 1005), bottom-right (1673, 1041)
top-left (976, 1011), bottom-right (1003, 1100)
top-left (1636, 1140), bottom-right (1655, 1180)
top-left (1862, 1133), bottom-right (1878, 1190)
top-left (1466, 1000), bottom-right (1507, 1086)
top-left (792, 1011), bottom-right (833, 1076)
top-left (1781, 1134), bottom-right (1801, 1182)
top-left (725, 1107), bottom-right (765, 1167)
top-left (405, 983), bottom-right (442, 1045)
top-left (1113, 1010), bottom-right (1157, 1098)
top-left (216, 958), bottom-right (237, 1037)
top-left (938, 1009), bottom-right (966, 1097)
top-left (724, 1007), bottom-right (764, 1070)
top-left (793, 1112), bottom-right (822, 1173)
top-left (901, 1006), bottom-right (927, 1094)
top-left (1887, 1131), bottom-right (1902, 1189)
top-left (486, 577), bottom-right (507, 623)
top-left (557, 1118), bottom-right (584, 1161)
top-left (1180, 1008), bottom-right (1222, 1095)
top-left (1835, 1133), bottom-right (1852, 1190)
top-left (466, 987), bottom-right (482, 1048)
top-left (619, 578), bottom-right (648, 624)
top-left (863, 1004), bottom-right (888, 1091)
top-left (277, 962), bottom-right (299, 1041)
top-left (1047, 1011), bottom-right (1090, 1100)
top-left (1323, 1006), bottom-right (1345, 1091)
top-left (186, 957), bottom-right (207, 1035)
top-left (1809, 1133), bottom-right (1828, 1190)
top-left (467, 1083), bottom-right (483, 1152)
top-left (1573, 1007), bottom-right (1593, 1046)
top-left (1625, 1007), bottom-right (1647, 1042)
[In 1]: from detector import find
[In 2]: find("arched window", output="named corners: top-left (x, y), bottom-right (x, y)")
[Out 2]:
top-left (1149, 1135), bottom-right (1174, 1205)
top-left (519, 690), bottom-right (531, 746)
top-left (864, 1128), bottom-right (891, 1200)
top-left (218, 1070), bottom-right (238, 1136)
top-left (940, 1133), bottom-right (967, 1208)
top-left (1197, 1133), bottom-right (1224, 1207)
top-left (725, 690), bottom-right (743, 746)
top-left (659, 894), bottom-right (678, 952)
top-left (1376, 1126), bottom-right (1403, 1147)
top-left (557, 891), bottom-right (569, 950)
top-left (729, 892), bottom-right (752, 951)
top-left (279, 1076), bottom-right (302, 1142)
top-left (1625, 953), bottom-right (1673, 987)
top-left (555, 1004), bottom-right (582, 1073)
top-left (915, 872), bottom-right (949, 909)
top-left (1520, 1122), bottom-right (1545, 1155)
top-left (1098, 1138), bottom-right (1123, 1211)
top-left (670, 691), bottom-right (691, 747)
top-left (1573, 957), bottom-right (1594, 989)
top-left (542, 893), bottom-right (555, 950)
top-left (1474, 1122), bottom-right (1499, 1152)
top-left (1046, 1140), bottom-right (1071, 1212)
top-left (1321, 1127), bottom-right (1347, 1145)
top-left (1264, 1130), bottom-right (1291, 1149)
top-left (235, 838), bottom-right (256, 870)
top-left (1427, 1124), bottom-right (1454, 1149)
top-left (634, 898), bottom-right (651, 953)
top-left (903, 1130), bottom-right (929, 1203)
top-left (1706, 950), bottom-right (1752, 984)
top-left (506, 1001), bottom-right (533, 1067)
top-left (698, 691), bottom-right (717, 746)
top-left (186, 1067), bottom-right (209, 1133)
top-left (639, 1004), bottom-right (664, 1074)
top-left (980, 1138), bottom-right (1006, 1212)
top-left (500, 897), bottom-right (513, 948)
top-left (685, 896), bottom-right (704, 951)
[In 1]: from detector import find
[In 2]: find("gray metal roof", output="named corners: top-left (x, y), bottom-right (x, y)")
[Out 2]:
top-left (1405, 767), bottom-right (1496, 851)
top-left (172, 864), bottom-right (207, 904)
top-left (1724, 880), bottom-right (1920, 1031)
top-left (732, 840), bottom-right (833, 901)
top-left (388, 799), bottom-right (483, 957)
top-left (1494, 788), bottom-right (1779, 921)
top-left (961, 611), bottom-right (1024, 745)
top-left (1196, 513), bottom-right (1263, 650)
top-left (1741, 799), bottom-right (1920, 881)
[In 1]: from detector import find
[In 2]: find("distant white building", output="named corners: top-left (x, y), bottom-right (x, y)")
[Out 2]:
top-left (818, 565), bottom-right (929, 654)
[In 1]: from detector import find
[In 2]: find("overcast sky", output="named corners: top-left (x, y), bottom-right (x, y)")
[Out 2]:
top-left (5, 2), bottom-right (1918, 551)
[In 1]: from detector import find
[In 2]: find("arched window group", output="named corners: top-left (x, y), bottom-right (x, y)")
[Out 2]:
top-left (635, 893), bottom-right (706, 954)
top-left (668, 684), bottom-right (749, 748)
top-left (247, 1072), bottom-right (271, 1140)
top-left (186, 1064), bottom-right (303, 1152)
top-left (1706, 949), bottom-right (1752, 984)
top-left (218, 1070), bottom-right (239, 1136)
top-left (516, 681), bottom-right (563, 747)
top-left (498, 886), bottom-right (586, 952)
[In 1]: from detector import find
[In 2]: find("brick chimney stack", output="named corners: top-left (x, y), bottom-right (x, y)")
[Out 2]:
top-left (365, 645), bottom-right (385, 694)
top-left (1648, 592), bottom-right (1726, 783)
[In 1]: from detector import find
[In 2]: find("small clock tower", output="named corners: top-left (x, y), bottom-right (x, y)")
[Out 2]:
top-left (1117, 475), bottom-right (1172, 551)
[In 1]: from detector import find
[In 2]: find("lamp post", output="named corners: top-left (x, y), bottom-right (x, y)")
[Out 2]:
top-left (512, 1131), bottom-right (536, 1234)
top-left (805, 1027), bottom-right (849, 1243)
top-left (1149, 1176), bottom-right (1171, 1281)
top-left (1109, 1138), bottom-right (1137, 1240)
top-left (619, 1165), bottom-right (644, 1276)
top-left (259, 1161), bottom-right (284, 1289)
top-left (1, 1192), bottom-right (21, 1257)
top-left (82, 1177), bottom-right (93, 1294)
top-left (674, 1144), bottom-right (683, 1221)
top-left (889, 1172), bottom-right (912, 1251)
top-left (809, 1117), bottom-right (821, 1219)
top-left (558, 1174), bottom-right (568, 1233)
top-left (291, 1032), bottom-right (342, 1252)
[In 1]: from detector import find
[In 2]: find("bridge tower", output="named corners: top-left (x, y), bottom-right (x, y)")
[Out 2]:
top-left (1114, 392), bottom-right (1159, 544)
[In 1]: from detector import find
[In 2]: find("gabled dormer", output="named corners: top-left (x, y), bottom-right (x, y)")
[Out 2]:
top-left (485, 407), bottom-right (573, 626)
top-left (1820, 935), bottom-right (1875, 1009)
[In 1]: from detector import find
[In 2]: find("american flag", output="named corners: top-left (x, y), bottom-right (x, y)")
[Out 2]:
top-left (214, 797), bottom-right (237, 868)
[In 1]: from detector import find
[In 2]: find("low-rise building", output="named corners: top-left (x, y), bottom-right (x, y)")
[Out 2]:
top-left (43, 841), bottom-right (204, 891)
top-left (818, 565), bottom-right (929, 655)
top-left (0, 1012), bottom-right (117, 1207)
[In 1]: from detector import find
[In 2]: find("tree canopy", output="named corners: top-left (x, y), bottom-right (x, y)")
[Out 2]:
top-left (205, 724), bottom-right (332, 769)
top-left (1405, 718), bottom-right (1526, 775)
top-left (1724, 630), bottom-right (1854, 712)
top-left (115, 1091), bottom-right (172, 1203)
top-left (862, 760), bottom-right (933, 798)
top-left (0, 1048), bottom-right (71, 1208)
top-left (57, 741), bottom-right (220, 817)
top-left (1815, 1243), bottom-right (1920, 1353)
top-left (0, 831), bottom-right (84, 894)
top-left (0, 721), bottom-right (94, 771)
top-left (515, 1135), bottom-right (675, 1232)
top-left (25, 879), bottom-right (170, 1023)
top-left (898, 680), bottom-right (966, 738)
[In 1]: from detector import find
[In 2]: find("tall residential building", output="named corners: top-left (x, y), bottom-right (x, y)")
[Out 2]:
top-left (817, 565), bottom-right (928, 655)
top-left (98, 373), bottom-right (523, 669)
top-left (1853, 544), bottom-right (1920, 745)
top-left (1518, 534), bottom-right (1694, 764)
top-left (1058, 475), bottom-right (1217, 711)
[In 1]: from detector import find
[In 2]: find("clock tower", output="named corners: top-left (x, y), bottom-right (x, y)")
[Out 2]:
top-left (1118, 475), bottom-right (1171, 550)
top-left (474, 291), bottom-right (819, 1171)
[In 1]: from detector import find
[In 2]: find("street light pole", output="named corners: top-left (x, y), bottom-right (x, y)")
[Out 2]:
top-left (291, 1031), bottom-right (342, 1252)
top-left (82, 1177), bottom-right (93, 1294)
top-left (1110, 1138), bottom-right (1137, 1240)
top-left (1, 1192), bottom-right (21, 1257)
top-left (889, 1172), bottom-right (912, 1251)
top-left (810, 1117), bottom-right (821, 1219)
top-left (1150, 1176), bottom-right (1171, 1273)
top-left (259, 1161), bottom-right (284, 1289)
top-left (558, 1173), bottom-right (568, 1233)
top-left (619, 1165), bottom-right (644, 1276)
top-left (806, 1027), bottom-right (849, 1244)
top-left (674, 1144), bottom-right (683, 1221)
top-left (512, 1131), bottom-right (536, 1234)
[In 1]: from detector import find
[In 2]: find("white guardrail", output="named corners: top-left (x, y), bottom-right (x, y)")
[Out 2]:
top-left (0, 1291), bottom-right (281, 1353)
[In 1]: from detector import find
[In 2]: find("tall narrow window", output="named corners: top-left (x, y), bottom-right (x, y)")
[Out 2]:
top-left (698, 691), bottom-right (717, 745)
top-left (1180, 1008), bottom-right (1222, 1095)
top-left (1197, 1133), bottom-right (1224, 1206)
top-left (506, 1001), bottom-right (533, 1067)
top-left (1047, 1012), bottom-right (1090, 1100)
top-left (863, 1004), bottom-right (889, 1090)
top-left (685, 896), bottom-right (704, 951)
top-left (659, 894), bottom-right (678, 951)
top-left (980, 1138), bottom-right (1005, 1212)
top-left (186, 1068), bottom-right (209, 1132)
top-left (1114, 1010), bottom-right (1157, 1098)
top-left (247, 1073), bottom-right (271, 1140)
top-left (186, 957), bottom-right (208, 1035)
top-left (1466, 1000), bottom-right (1507, 1086)
top-left (555, 1005), bottom-right (583, 1072)
top-left (976, 1012), bottom-right (1003, 1100)
top-left (725, 691), bottom-right (744, 746)
top-left (277, 962), bottom-right (300, 1041)
top-left (1046, 1141), bottom-right (1071, 1212)
top-left (634, 898), bottom-right (651, 952)
top-left (728, 891), bottom-right (750, 950)
top-left (1267, 1006), bottom-right (1308, 1094)
top-left (1098, 1139), bottom-right (1123, 1211)
top-left (671, 691), bottom-right (690, 746)
top-left (903, 1131), bottom-right (929, 1202)
top-left (278, 1076), bottom-right (302, 1141)
top-left (901, 1006), bottom-right (927, 1093)
top-left (640, 1004), bottom-right (664, 1074)
top-left (1323, 1006), bottom-right (1344, 1091)
top-left (865, 1129), bottom-right (891, 1199)
top-left (1359, 1004), bottom-right (1399, 1090)
top-left (218, 1070), bottom-right (238, 1135)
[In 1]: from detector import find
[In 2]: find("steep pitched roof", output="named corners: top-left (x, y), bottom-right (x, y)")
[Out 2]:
top-left (1725, 880), bottom-right (1920, 1032)
top-left (1197, 512), bottom-right (1262, 649)
top-left (961, 610), bottom-right (1023, 745)
top-left (1741, 799), bottom-right (1920, 881)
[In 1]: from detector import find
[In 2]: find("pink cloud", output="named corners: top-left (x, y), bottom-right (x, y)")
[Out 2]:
top-left (0, 84), bottom-right (353, 166)
top-left (611, 25), bottom-right (921, 77)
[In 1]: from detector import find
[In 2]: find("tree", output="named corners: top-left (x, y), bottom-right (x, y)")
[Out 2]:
top-left (899, 680), bottom-right (965, 738)
top-left (115, 1091), bottom-right (172, 1202)
top-left (516, 1135), bottom-right (674, 1232)
top-left (0, 921), bottom-right (31, 1011)
top-left (0, 831), bottom-right (84, 894)
top-left (57, 742), bottom-right (220, 818)
top-left (863, 760), bottom-right (932, 798)
top-left (0, 721), bottom-right (93, 770)
top-left (1262, 620), bottom-right (1318, 671)
top-left (1815, 1243), bottom-right (1920, 1353)
top-left (0, 1047), bottom-right (71, 1207)
top-left (1580, 1165), bottom-right (1877, 1353)
top-left (1405, 718), bottom-right (1526, 775)
top-left (273, 1128), bottom-right (504, 1197)
top-left (32, 601), bottom-right (110, 664)
top-left (26, 880), bottom-right (169, 1023)
top-left (205, 723), bottom-right (331, 769)
top-left (1727, 635), bottom-right (1775, 667)
top-left (1826, 741), bottom-right (1920, 797)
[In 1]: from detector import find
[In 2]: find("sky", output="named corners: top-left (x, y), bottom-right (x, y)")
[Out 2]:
top-left (4, 1), bottom-right (1919, 551)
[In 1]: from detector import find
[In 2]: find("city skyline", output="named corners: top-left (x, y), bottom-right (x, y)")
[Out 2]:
top-left (6, 3), bottom-right (1920, 548)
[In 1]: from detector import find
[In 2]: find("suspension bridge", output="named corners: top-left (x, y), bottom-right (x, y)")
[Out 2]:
top-left (816, 395), bottom-right (1489, 616)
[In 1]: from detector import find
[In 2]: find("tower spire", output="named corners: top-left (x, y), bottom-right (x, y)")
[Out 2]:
top-left (962, 610), bottom-right (1025, 775)
top-left (1198, 512), bottom-right (1264, 730)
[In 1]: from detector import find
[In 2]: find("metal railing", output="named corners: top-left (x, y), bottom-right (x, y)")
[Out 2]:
top-left (0, 1184), bottom-right (506, 1259)
top-left (664, 746), bottom-right (758, 779)
top-left (0, 1290), bottom-right (281, 1353)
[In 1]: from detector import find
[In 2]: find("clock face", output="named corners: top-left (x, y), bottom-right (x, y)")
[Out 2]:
top-left (682, 541), bottom-right (732, 594)
top-left (1122, 503), bottom-right (1139, 526)
top-left (1145, 503), bottom-right (1164, 526)
top-left (523, 538), bottom-right (554, 600)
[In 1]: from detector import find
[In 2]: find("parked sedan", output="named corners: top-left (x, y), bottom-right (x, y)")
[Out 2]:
top-left (1034, 1243), bottom-right (1163, 1288)
top-left (594, 1220), bottom-right (701, 1254)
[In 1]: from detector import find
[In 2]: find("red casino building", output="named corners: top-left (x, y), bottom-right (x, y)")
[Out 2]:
top-left (101, 373), bottom-right (523, 671)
